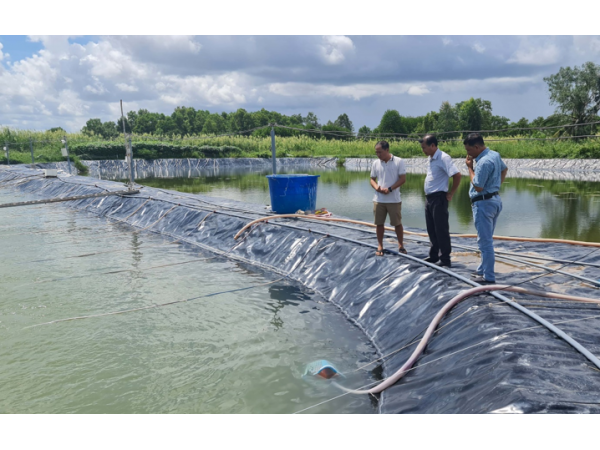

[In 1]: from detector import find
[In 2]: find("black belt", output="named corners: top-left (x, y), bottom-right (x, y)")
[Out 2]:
top-left (471, 192), bottom-right (498, 204)
top-left (426, 191), bottom-right (447, 199)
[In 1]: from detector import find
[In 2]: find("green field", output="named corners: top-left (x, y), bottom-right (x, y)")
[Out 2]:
top-left (2, 128), bottom-right (600, 165)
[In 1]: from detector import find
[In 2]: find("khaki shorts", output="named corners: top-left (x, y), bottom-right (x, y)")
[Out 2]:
top-left (373, 202), bottom-right (402, 226)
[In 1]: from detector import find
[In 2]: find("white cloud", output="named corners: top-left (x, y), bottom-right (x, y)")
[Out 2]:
top-left (116, 83), bottom-right (139, 92)
top-left (507, 42), bottom-right (560, 65)
top-left (472, 43), bottom-right (485, 53)
top-left (442, 37), bottom-right (452, 46)
top-left (319, 35), bottom-right (355, 65)
top-left (438, 76), bottom-right (538, 93)
top-left (269, 82), bottom-right (430, 100)
top-left (407, 85), bottom-right (430, 96)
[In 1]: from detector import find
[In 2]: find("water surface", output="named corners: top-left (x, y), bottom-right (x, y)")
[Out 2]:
top-left (0, 189), bottom-right (378, 413)
top-left (131, 168), bottom-right (600, 242)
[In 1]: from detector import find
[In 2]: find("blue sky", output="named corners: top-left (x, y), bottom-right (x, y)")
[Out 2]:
top-left (1, 35), bottom-right (599, 132)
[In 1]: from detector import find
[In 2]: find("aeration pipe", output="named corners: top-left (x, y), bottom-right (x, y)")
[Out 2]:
top-left (336, 284), bottom-right (600, 395)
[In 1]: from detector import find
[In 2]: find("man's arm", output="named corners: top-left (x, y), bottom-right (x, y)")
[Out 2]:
top-left (501, 168), bottom-right (508, 184)
top-left (447, 173), bottom-right (462, 201)
top-left (465, 157), bottom-right (485, 192)
top-left (389, 174), bottom-right (406, 192)
top-left (370, 177), bottom-right (383, 193)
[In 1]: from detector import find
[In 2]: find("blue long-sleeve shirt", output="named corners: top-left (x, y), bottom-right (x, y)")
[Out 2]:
top-left (469, 148), bottom-right (507, 199)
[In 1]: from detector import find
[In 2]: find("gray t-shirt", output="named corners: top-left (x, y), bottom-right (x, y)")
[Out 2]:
top-left (370, 155), bottom-right (406, 203)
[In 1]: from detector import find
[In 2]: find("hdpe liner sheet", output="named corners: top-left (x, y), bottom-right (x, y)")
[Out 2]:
top-left (33, 157), bottom-right (600, 182)
top-left (31, 157), bottom-right (339, 180)
top-left (3, 165), bottom-right (600, 414)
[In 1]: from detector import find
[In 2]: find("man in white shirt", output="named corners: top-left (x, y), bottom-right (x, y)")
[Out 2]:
top-left (420, 134), bottom-right (462, 267)
top-left (370, 140), bottom-right (407, 256)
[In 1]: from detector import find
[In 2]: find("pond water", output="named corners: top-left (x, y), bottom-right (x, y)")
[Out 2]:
top-left (0, 188), bottom-right (378, 414)
top-left (129, 168), bottom-right (600, 243)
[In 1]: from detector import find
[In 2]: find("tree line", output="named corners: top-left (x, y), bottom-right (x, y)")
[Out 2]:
top-left (77, 61), bottom-right (599, 140)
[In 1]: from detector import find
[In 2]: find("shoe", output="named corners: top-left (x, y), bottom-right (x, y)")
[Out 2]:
top-left (424, 256), bottom-right (439, 263)
top-left (471, 275), bottom-right (495, 284)
top-left (470, 272), bottom-right (483, 278)
top-left (436, 261), bottom-right (452, 268)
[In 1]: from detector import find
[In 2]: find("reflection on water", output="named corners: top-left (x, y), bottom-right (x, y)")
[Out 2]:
top-left (133, 168), bottom-right (600, 242)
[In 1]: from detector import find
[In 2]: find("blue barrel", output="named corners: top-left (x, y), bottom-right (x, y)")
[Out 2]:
top-left (266, 174), bottom-right (320, 214)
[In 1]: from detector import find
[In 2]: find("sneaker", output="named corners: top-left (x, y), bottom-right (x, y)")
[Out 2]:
top-left (436, 261), bottom-right (452, 268)
top-left (470, 272), bottom-right (483, 278)
top-left (471, 275), bottom-right (495, 284)
top-left (424, 256), bottom-right (439, 263)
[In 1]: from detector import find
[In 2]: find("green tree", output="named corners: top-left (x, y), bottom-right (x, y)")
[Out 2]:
top-left (544, 61), bottom-right (600, 135)
top-left (202, 114), bottom-right (226, 134)
top-left (171, 106), bottom-right (198, 135)
top-left (101, 121), bottom-right (118, 138)
top-left (458, 98), bottom-right (483, 133)
top-left (81, 119), bottom-right (118, 138)
top-left (133, 110), bottom-right (161, 134)
top-left (422, 111), bottom-right (439, 133)
top-left (230, 108), bottom-right (255, 132)
top-left (304, 112), bottom-right (320, 128)
top-left (81, 118), bottom-right (104, 136)
top-left (47, 127), bottom-right (65, 133)
top-left (156, 116), bottom-right (178, 136)
top-left (357, 125), bottom-right (371, 139)
top-left (437, 101), bottom-right (458, 135)
top-left (378, 109), bottom-right (407, 135)
top-left (334, 113), bottom-right (353, 131)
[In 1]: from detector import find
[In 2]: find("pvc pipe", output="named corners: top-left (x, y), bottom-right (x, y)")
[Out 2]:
top-left (234, 214), bottom-right (600, 248)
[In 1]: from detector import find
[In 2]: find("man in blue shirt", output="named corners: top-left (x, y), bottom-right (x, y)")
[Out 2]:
top-left (464, 133), bottom-right (508, 284)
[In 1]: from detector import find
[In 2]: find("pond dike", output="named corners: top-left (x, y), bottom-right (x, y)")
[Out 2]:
top-left (31, 157), bottom-right (600, 182)
top-left (2, 165), bottom-right (600, 413)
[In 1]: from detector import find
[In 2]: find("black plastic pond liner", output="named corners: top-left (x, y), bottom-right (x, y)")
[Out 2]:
top-left (29, 157), bottom-right (340, 180)
top-left (2, 165), bottom-right (600, 413)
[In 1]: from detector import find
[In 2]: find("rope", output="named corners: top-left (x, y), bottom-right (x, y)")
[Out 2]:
top-left (0, 189), bottom-right (138, 209)
top-left (24, 278), bottom-right (284, 328)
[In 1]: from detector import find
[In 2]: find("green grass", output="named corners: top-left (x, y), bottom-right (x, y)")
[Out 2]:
top-left (2, 127), bottom-right (600, 164)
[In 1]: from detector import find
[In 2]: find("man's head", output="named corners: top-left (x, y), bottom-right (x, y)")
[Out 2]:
top-left (419, 134), bottom-right (438, 157)
top-left (463, 133), bottom-right (486, 159)
top-left (375, 140), bottom-right (391, 161)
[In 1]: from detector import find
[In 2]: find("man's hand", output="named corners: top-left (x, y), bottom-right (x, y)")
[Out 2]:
top-left (465, 156), bottom-right (474, 170)
top-left (446, 192), bottom-right (453, 202)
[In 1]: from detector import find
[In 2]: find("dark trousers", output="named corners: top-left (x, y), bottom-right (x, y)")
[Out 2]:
top-left (425, 192), bottom-right (451, 263)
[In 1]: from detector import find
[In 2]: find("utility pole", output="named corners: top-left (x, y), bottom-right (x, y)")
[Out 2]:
top-left (270, 123), bottom-right (276, 175)
top-left (120, 100), bottom-right (135, 190)
top-left (61, 136), bottom-right (72, 174)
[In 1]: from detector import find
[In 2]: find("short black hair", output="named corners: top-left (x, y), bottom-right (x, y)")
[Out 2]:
top-left (463, 133), bottom-right (485, 147)
top-left (419, 134), bottom-right (438, 146)
top-left (375, 140), bottom-right (389, 150)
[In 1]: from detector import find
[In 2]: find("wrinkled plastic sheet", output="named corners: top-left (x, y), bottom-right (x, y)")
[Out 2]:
top-left (29, 157), bottom-right (339, 180)
top-left (31, 157), bottom-right (600, 182)
top-left (2, 165), bottom-right (600, 414)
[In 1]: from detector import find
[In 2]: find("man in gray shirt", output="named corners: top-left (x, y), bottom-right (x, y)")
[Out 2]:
top-left (420, 134), bottom-right (462, 267)
top-left (370, 140), bottom-right (407, 256)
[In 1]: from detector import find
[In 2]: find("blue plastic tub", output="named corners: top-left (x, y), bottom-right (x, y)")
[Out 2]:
top-left (266, 174), bottom-right (320, 214)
